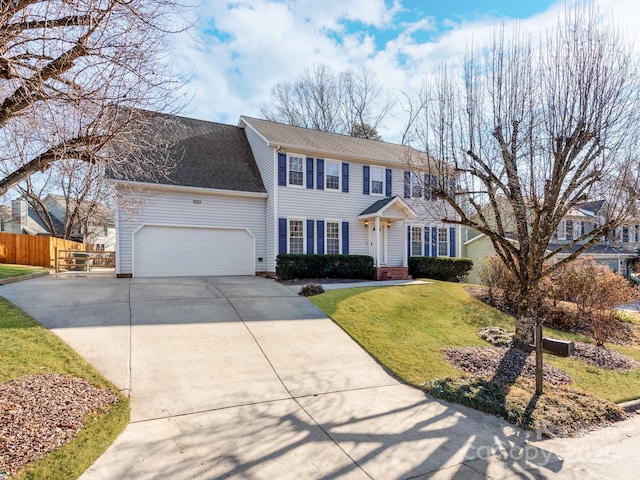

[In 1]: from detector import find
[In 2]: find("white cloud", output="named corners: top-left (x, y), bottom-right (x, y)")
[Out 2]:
top-left (172, 0), bottom-right (639, 142)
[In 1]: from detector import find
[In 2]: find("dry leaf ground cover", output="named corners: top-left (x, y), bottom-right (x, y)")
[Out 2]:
top-left (0, 297), bottom-right (129, 479)
top-left (310, 281), bottom-right (640, 437)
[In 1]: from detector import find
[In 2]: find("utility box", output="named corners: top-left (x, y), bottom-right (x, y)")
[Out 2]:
top-left (542, 337), bottom-right (575, 357)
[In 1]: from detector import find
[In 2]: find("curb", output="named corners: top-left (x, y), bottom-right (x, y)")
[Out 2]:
top-left (619, 399), bottom-right (640, 413)
top-left (0, 270), bottom-right (50, 286)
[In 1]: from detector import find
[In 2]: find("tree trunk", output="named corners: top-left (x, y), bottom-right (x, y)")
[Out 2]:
top-left (514, 313), bottom-right (535, 349)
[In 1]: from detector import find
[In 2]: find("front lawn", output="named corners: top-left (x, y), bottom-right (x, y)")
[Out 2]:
top-left (0, 298), bottom-right (129, 478)
top-left (310, 281), bottom-right (640, 408)
top-left (0, 264), bottom-right (47, 280)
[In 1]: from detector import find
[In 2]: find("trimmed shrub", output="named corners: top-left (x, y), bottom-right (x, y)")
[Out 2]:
top-left (276, 254), bottom-right (374, 281)
top-left (408, 257), bottom-right (473, 282)
top-left (299, 283), bottom-right (325, 297)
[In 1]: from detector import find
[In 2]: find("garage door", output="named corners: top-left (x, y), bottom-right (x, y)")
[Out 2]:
top-left (133, 225), bottom-right (254, 277)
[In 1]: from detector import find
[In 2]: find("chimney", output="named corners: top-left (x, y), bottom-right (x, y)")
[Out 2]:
top-left (11, 198), bottom-right (28, 233)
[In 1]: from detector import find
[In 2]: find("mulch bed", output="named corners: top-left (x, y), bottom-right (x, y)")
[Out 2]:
top-left (0, 374), bottom-right (119, 476)
top-left (573, 342), bottom-right (639, 370)
top-left (442, 346), bottom-right (573, 384)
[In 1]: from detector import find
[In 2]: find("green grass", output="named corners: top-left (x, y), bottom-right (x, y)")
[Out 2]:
top-left (0, 264), bottom-right (47, 280)
top-left (310, 281), bottom-right (640, 403)
top-left (0, 298), bottom-right (129, 479)
top-left (310, 282), bottom-right (515, 385)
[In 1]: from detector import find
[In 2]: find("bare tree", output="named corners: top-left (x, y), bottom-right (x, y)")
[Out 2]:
top-left (0, 0), bottom-right (189, 198)
top-left (15, 158), bottom-right (112, 241)
top-left (412, 3), bottom-right (640, 357)
top-left (261, 64), bottom-right (394, 139)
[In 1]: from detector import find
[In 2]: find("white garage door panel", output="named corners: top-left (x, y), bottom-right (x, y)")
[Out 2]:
top-left (134, 226), bottom-right (254, 277)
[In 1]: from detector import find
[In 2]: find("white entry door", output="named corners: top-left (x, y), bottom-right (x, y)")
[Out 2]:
top-left (369, 222), bottom-right (387, 266)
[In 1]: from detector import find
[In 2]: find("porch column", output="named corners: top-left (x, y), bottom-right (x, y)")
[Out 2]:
top-left (402, 219), bottom-right (408, 267)
top-left (375, 216), bottom-right (381, 267)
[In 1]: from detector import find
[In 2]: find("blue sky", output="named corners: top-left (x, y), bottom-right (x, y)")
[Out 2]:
top-left (174, 0), bottom-right (635, 142)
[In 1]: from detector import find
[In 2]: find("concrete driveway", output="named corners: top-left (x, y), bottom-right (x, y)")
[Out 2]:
top-left (2, 274), bottom-right (636, 479)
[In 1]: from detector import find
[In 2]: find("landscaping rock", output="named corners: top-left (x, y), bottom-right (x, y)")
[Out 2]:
top-left (573, 342), bottom-right (639, 370)
top-left (442, 346), bottom-right (573, 384)
top-left (0, 373), bottom-right (119, 476)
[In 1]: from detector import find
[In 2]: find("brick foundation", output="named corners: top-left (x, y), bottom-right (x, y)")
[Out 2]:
top-left (374, 267), bottom-right (412, 281)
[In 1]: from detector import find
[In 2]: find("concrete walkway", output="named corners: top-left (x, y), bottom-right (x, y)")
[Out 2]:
top-left (0, 275), bottom-right (637, 479)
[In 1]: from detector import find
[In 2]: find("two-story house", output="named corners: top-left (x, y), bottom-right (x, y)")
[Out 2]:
top-left (2, 196), bottom-right (116, 250)
top-left (113, 114), bottom-right (460, 278)
top-left (463, 199), bottom-right (639, 283)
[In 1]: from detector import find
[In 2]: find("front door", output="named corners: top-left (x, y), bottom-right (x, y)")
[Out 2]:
top-left (369, 222), bottom-right (387, 266)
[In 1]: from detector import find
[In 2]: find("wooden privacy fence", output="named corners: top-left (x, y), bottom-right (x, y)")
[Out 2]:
top-left (0, 232), bottom-right (87, 268)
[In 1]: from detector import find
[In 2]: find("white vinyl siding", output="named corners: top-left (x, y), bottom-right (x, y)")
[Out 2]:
top-left (115, 187), bottom-right (266, 276)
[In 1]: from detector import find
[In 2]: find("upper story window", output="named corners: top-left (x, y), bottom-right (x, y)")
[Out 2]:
top-left (411, 226), bottom-right (423, 256)
top-left (410, 173), bottom-right (422, 198)
top-left (326, 221), bottom-right (340, 254)
top-left (437, 227), bottom-right (448, 257)
top-left (371, 167), bottom-right (384, 195)
top-left (288, 155), bottom-right (304, 186)
top-left (325, 161), bottom-right (340, 191)
top-left (289, 219), bottom-right (304, 254)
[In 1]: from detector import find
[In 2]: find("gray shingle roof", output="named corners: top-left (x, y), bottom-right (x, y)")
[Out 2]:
top-left (547, 242), bottom-right (637, 256)
top-left (122, 113), bottom-right (265, 193)
top-left (241, 116), bottom-right (434, 167)
top-left (359, 197), bottom-right (397, 216)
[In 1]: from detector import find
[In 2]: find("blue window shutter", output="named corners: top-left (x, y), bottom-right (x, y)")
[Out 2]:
top-left (431, 175), bottom-right (438, 201)
top-left (424, 227), bottom-right (430, 256)
top-left (449, 227), bottom-right (456, 257)
top-left (342, 221), bottom-right (349, 254)
top-left (407, 225), bottom-right (411, 259)
top-left (386, 169), bottom-right (392, 197)
top-left (431, 226), bottom-right (438, 257)
top-left (278, 218), bottom-right (287, 254)
top-left (404, 171), bottom-right (411, 198)
top-left (363, 165), bottom-right (370, 195)
top-left (342, 163), bottom-right (349, 192)
top-left (278, 153), bottom-right (287, 186)
top-left (317, 159), bottom-right (324, 190)
top-left (306, 157), bottom-right (314, 189)
top-left (307, 220), bottom-right (314, 254)
top-left (316, 220), bottom-right (325, 254)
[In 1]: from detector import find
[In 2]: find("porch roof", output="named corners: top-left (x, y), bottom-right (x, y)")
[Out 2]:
top-left (357, 196), bottom-right (416, 220)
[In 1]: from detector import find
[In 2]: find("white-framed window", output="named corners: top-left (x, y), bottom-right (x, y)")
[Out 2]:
top-left (557, 220), bottom-right (567, 241)
top-left (289, 219), bottom-right (304, 254)
top-left (437, 227), bottom-right (448, 257)
top-left (411, 173), bottom-right (422, 198)
top-left (326, 221), bottom-right (340, 254)
top-left (325, 160), bottom-right (340, 191)
top-left (288, 155), bottom-right (304, 187)
top-left (411, 226), bottom-right (423, 256)
top-left (370, 166), bottom-right (384, 195)
top-left (572, 221), bottom-right (581, 240)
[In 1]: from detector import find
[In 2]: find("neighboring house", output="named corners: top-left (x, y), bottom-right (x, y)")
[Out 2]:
top-left (113, 114), bottom-right (461, 278)
top-left (2, 196), bottom-right (116, 250)
top-left (462, 199), bottom-right (639, 284)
